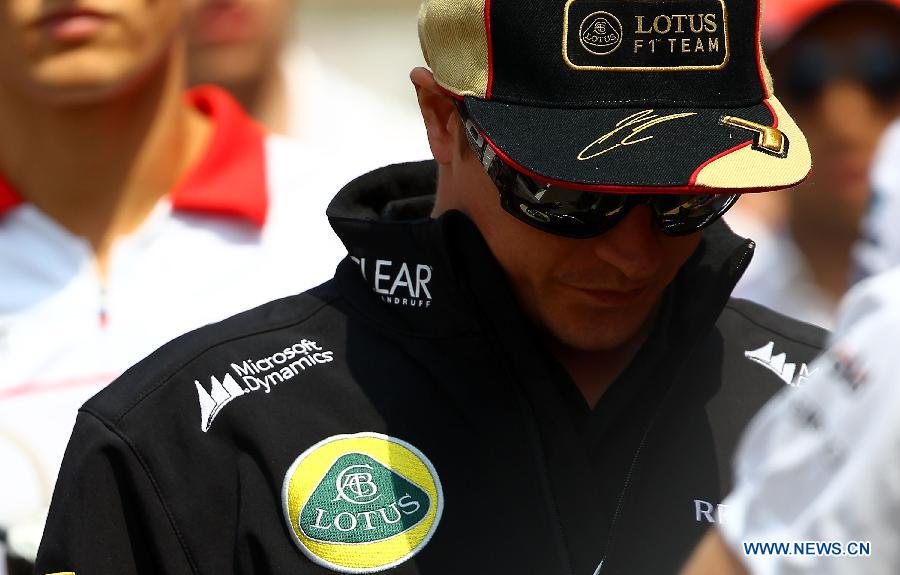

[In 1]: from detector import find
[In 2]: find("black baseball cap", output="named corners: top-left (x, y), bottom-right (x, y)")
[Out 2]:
top-left (418, 0), bottom-right (812, 193)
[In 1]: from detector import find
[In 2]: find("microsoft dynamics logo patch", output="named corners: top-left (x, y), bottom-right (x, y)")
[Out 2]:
top-left (194, 339), bottom-right (334, 432)
top-left (195, 374), bottom-right (245, 433)
top-left (282, 433), bottom-right (443, 573)
top-left (745, 341), bottom-right (816, 387)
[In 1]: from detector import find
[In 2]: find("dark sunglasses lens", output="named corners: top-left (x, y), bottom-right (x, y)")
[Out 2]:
top-left (859, 37), bottom-right (900, 102)
top-left (503, 174), bottom-right (630, 238)
top-left (784, 43), bottom-right (832, 102)
top-left (783, 37), bottom-right (900, 104)
top-left (654, 194), bottom-right (739, 235)
top-left (462, 111), bottom-right (736, 238)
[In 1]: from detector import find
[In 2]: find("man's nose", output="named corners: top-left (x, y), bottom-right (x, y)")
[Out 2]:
top-left (590, 204), bottom-right (663, 282)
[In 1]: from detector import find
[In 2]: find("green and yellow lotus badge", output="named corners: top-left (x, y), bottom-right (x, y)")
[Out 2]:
top-left (282, 433), bottom-right (444, 573)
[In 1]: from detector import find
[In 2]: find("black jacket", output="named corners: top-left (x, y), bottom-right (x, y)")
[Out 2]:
top-left (36, 162), bottom-right (826, 575)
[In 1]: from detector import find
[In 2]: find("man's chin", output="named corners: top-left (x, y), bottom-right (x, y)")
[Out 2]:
top-left (188, 47), bottom-right (266, 87)
top-left (544, 307), bottom-right (657, 353)
top-left (21, 47), bottom-right (162, 105)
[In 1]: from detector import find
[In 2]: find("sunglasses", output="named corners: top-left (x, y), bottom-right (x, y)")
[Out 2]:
top-left (782, 35), bottom-right (900, 104)
top-left (458, 107), bottom-right (739, 239)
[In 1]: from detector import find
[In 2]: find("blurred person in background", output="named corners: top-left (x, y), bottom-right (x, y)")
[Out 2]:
top-left (733, 0), bottom-right (900, 329)
top-left (682, 122), bottom-right (900, 575)
top-left (186, 0), bottom-right (292, 132)
top-left (186, 0), bottom-right (429, 171)
top-left (0, 0), bottom-right (347, 573)
top-left (854, 119), bottom-right (900, 280)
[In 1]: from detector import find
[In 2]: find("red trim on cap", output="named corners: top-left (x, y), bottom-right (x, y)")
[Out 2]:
top-left (688, 142), bottom-right (753, 186)
top-left (484, 0), bottom-right (495, 99)
top-left (439, 84), bottom-right (465, 102)
top-left (755, 0), bottom-right (770, 98)
top-left (688, 100), bottom-right (779, 185)
top-left (689, 100), bottom-right (791, 186)
top-left (481, 130), bottom-right (785, 195)
top-left (170, 86), bottom-right (269, 228)
top-left (763, 98), bottom-right (779, 128)
top-left (0, 174), bottom-right (22, 216)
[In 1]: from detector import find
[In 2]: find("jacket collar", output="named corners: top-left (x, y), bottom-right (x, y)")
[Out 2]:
top-left (328, 161), bottom-right (755, 341)
top-left (327, 162), bottom-right (480, 337)
top-left (0, 86), bottom-right (268, 228)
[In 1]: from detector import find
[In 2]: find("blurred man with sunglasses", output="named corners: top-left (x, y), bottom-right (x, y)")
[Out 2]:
top-left (733, 0), bottom-right (900, 329)
top-left (0, 0), bottom-right (348, 573)
top-left (35, 1), bottom-right (828, 574)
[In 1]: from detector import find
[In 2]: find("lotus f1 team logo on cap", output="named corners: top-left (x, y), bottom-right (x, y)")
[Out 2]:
top-left (579, 11), bottom-right (623, 55)
top-left (564, 0), bottom-right (731, 71)
top-left (282, 433), bottom-right (444, 573)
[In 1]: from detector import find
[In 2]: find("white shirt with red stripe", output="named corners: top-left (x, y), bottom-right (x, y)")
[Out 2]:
top-left (0, 87), bottom-right (348, 561)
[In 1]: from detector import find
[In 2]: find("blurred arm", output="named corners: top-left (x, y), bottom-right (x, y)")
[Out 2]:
top-left (681, 529), bottom-right (749, 575)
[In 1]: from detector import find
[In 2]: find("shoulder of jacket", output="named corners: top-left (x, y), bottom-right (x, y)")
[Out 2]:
top-left (82, 281), bottom-right (343, 426)
top-left (721, 298), bottom-right (829, 352)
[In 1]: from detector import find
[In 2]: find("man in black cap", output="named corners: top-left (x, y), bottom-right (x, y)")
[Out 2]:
top-left (35, 1), bottom-right (826, 574)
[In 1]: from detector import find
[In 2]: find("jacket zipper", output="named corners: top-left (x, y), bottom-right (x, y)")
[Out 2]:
top-left (477, 319), bottom-right (576, 575)
top-left (595, 373), bottom-right (681, 573)
top-left (598, 239), bottom-right (757, 573)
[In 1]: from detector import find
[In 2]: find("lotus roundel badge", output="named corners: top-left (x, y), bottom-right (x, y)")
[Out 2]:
top-left (579, 11), bottom-right (623, 55)
top-left (282, 433), bottom-right (444, 573)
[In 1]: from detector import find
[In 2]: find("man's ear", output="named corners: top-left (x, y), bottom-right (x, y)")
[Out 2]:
top-left (411, 67), bottom-right (460, 166)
